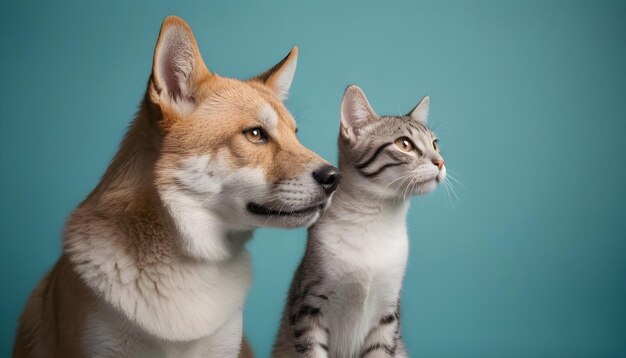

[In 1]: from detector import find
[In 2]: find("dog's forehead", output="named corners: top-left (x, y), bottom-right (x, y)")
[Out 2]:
top-left (257, 103), bottom-right (280, 129)
top-left (198, 78), bottom-right (295, 129)
top-left (263, 101), bottom-right (297, 130)
top-left (245, 81), bottom-right (296, 129)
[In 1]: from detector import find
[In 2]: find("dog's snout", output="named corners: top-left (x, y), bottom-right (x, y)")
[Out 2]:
top-left (313, 165), bottom-right (341, 195)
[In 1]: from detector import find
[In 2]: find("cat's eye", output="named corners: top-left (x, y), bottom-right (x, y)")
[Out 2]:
top-left (394, 137), bottom-right (414, 152)
top-left (243, 127), bottom-right (268, 143)
top-left (433, 139), bottom-right (439, 151)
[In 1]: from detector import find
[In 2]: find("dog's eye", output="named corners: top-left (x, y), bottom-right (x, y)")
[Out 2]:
top-left (433, 139), bottom-right (439, 151)
top-left (243, 127), bottom-right (268, 143)
top-left (394, 137), bottom-right (414, 152)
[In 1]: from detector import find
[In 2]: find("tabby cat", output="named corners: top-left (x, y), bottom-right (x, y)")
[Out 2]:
top-left (272, 85), bottom-right (446, 357)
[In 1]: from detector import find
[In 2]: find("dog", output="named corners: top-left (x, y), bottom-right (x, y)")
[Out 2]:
top-left (13, 16), bottom-right (340, 357)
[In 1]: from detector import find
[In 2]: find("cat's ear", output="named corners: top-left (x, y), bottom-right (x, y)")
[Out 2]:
top-left (149, 16), bottom-right (210, 116)
top-left (407, 96), bottom-right (430, 124)
top-left (251, 47), bottom-right (298, 101)
top-left (340, 85), bottom-right (378, 139)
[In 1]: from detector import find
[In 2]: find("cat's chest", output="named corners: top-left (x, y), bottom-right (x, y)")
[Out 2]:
top-left (322, 226), bottom-right (409, 323)
top-left (324, 260), bottom-right (405, 356)
top-left (322, 217), bottom-right (407, 276)
top-left (330, 259), bottom-right (405, 310)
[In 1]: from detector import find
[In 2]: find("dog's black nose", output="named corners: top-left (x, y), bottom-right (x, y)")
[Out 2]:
top-left (313, 165), bottom-right (341, 195)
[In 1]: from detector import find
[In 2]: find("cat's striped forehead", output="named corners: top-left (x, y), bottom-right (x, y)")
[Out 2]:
top-left (359, 115), bottom-right (433, 140)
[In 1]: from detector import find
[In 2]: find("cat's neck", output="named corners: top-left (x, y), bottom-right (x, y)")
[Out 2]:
top-left (310, 171), bottom-right (410, 264)
top-left (321, 171), bottom-right (410, 229)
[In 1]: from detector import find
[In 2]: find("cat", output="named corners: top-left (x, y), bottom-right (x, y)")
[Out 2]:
top-left (272, 85), bottom-right (446, 358)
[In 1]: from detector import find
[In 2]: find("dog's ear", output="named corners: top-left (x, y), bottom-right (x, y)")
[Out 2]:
top-left (149, 16), bottom-right (210, 116)
top-left (251, 47), bottom-right (298, 101)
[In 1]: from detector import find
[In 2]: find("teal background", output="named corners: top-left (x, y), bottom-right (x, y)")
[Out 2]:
top-left (1, 0), bottom-right (625, 356)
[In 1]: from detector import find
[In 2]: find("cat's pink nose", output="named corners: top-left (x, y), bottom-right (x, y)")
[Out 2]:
top-left (433, 159), bottom-right (445, 170)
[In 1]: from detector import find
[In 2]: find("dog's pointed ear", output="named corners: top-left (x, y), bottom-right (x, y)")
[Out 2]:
top-left (340, 85), bottom-right (378, 140)
top-left (149, 16), bottom-right (209, 115)
top-left (407, 96), bottom-right (430, 124)
top-left (251, 47), bottom-right (298, 101)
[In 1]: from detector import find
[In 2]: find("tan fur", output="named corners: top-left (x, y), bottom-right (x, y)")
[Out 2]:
top-left (14, 16), bottom-right (326, 357)
top-left (14, 257), bottom-right (94, 358)
top-left (240, 338), bottom-right (254, 358)
top-left (154, 75), bottom-right (321, 188)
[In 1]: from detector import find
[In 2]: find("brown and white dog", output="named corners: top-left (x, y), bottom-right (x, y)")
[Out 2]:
top-left (13, 16), bottom-right (339, 358)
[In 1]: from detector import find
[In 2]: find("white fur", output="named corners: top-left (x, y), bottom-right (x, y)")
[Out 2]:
top-left (67, 153), bottom-right (266, 356)
top-left (83, 299), bottom-right (245, 357)
top-left (69, 231), bottom-right (252, 344)
top-left (258, 104), bottom-right (279, 134)
top-left (315, 196), bottom-right (409, 357)
top-left (268, 53), bottom-right (297, 101)
top-left (159, 154), bottom-right (267, 260)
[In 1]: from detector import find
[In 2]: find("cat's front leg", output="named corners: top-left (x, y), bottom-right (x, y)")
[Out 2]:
top-left (360, 307), bottom-right (401, 358)
top-left (288, 294), bottom-right (330, 357)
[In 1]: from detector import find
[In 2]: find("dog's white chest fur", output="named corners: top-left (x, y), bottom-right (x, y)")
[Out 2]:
top-left (71, 236), bottom-right (252, 356)
top-left (84, 301), bottom-right (243, 358)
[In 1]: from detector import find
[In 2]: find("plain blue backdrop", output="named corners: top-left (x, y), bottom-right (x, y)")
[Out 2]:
top-left (1, 0), bottom-right (625, 356)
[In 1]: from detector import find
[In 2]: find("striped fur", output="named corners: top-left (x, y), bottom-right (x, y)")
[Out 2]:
top-left (272, 86), bottom-right (445, 357)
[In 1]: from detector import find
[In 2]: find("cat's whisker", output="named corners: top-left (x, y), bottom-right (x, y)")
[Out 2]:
top-left (402, 178), bottom-right (413, 203)
top-left (442, 179), bottom-right (455, 209)
top-left (446, 173), bottom-right (466, 189)
top-left (409, 174), bottom-right (424, 199)
top-left (399, 176), bottom-right (412, 203)
top-left (408, 177), bottom-right (420, 199)
top-left (403, 174), bottom-right (418, 202)
top-left (430, 120), bottom-right (454, 132)
top-left (444, 177), bottom-right (460, 202)
top-left (374, 173), bottom-right (415, 205)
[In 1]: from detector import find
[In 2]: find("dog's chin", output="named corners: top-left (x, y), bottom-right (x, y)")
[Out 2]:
top-left (246, 202), bottom-right (324, 229)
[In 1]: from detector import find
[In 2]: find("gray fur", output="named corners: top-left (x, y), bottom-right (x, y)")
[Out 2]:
top-left (272, 86), bottom-right (446, 358)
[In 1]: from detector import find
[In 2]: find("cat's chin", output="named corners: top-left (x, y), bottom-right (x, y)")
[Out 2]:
top-left (413, 179), bottom-right (439, 195)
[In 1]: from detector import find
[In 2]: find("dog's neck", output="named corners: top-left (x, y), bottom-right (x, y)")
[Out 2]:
top-left (79, 99), bottom-right (251, 262)
top-left (63, 100), bottom-right (253, 341)
top-left (87, 102), bottom-right (161, 209)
